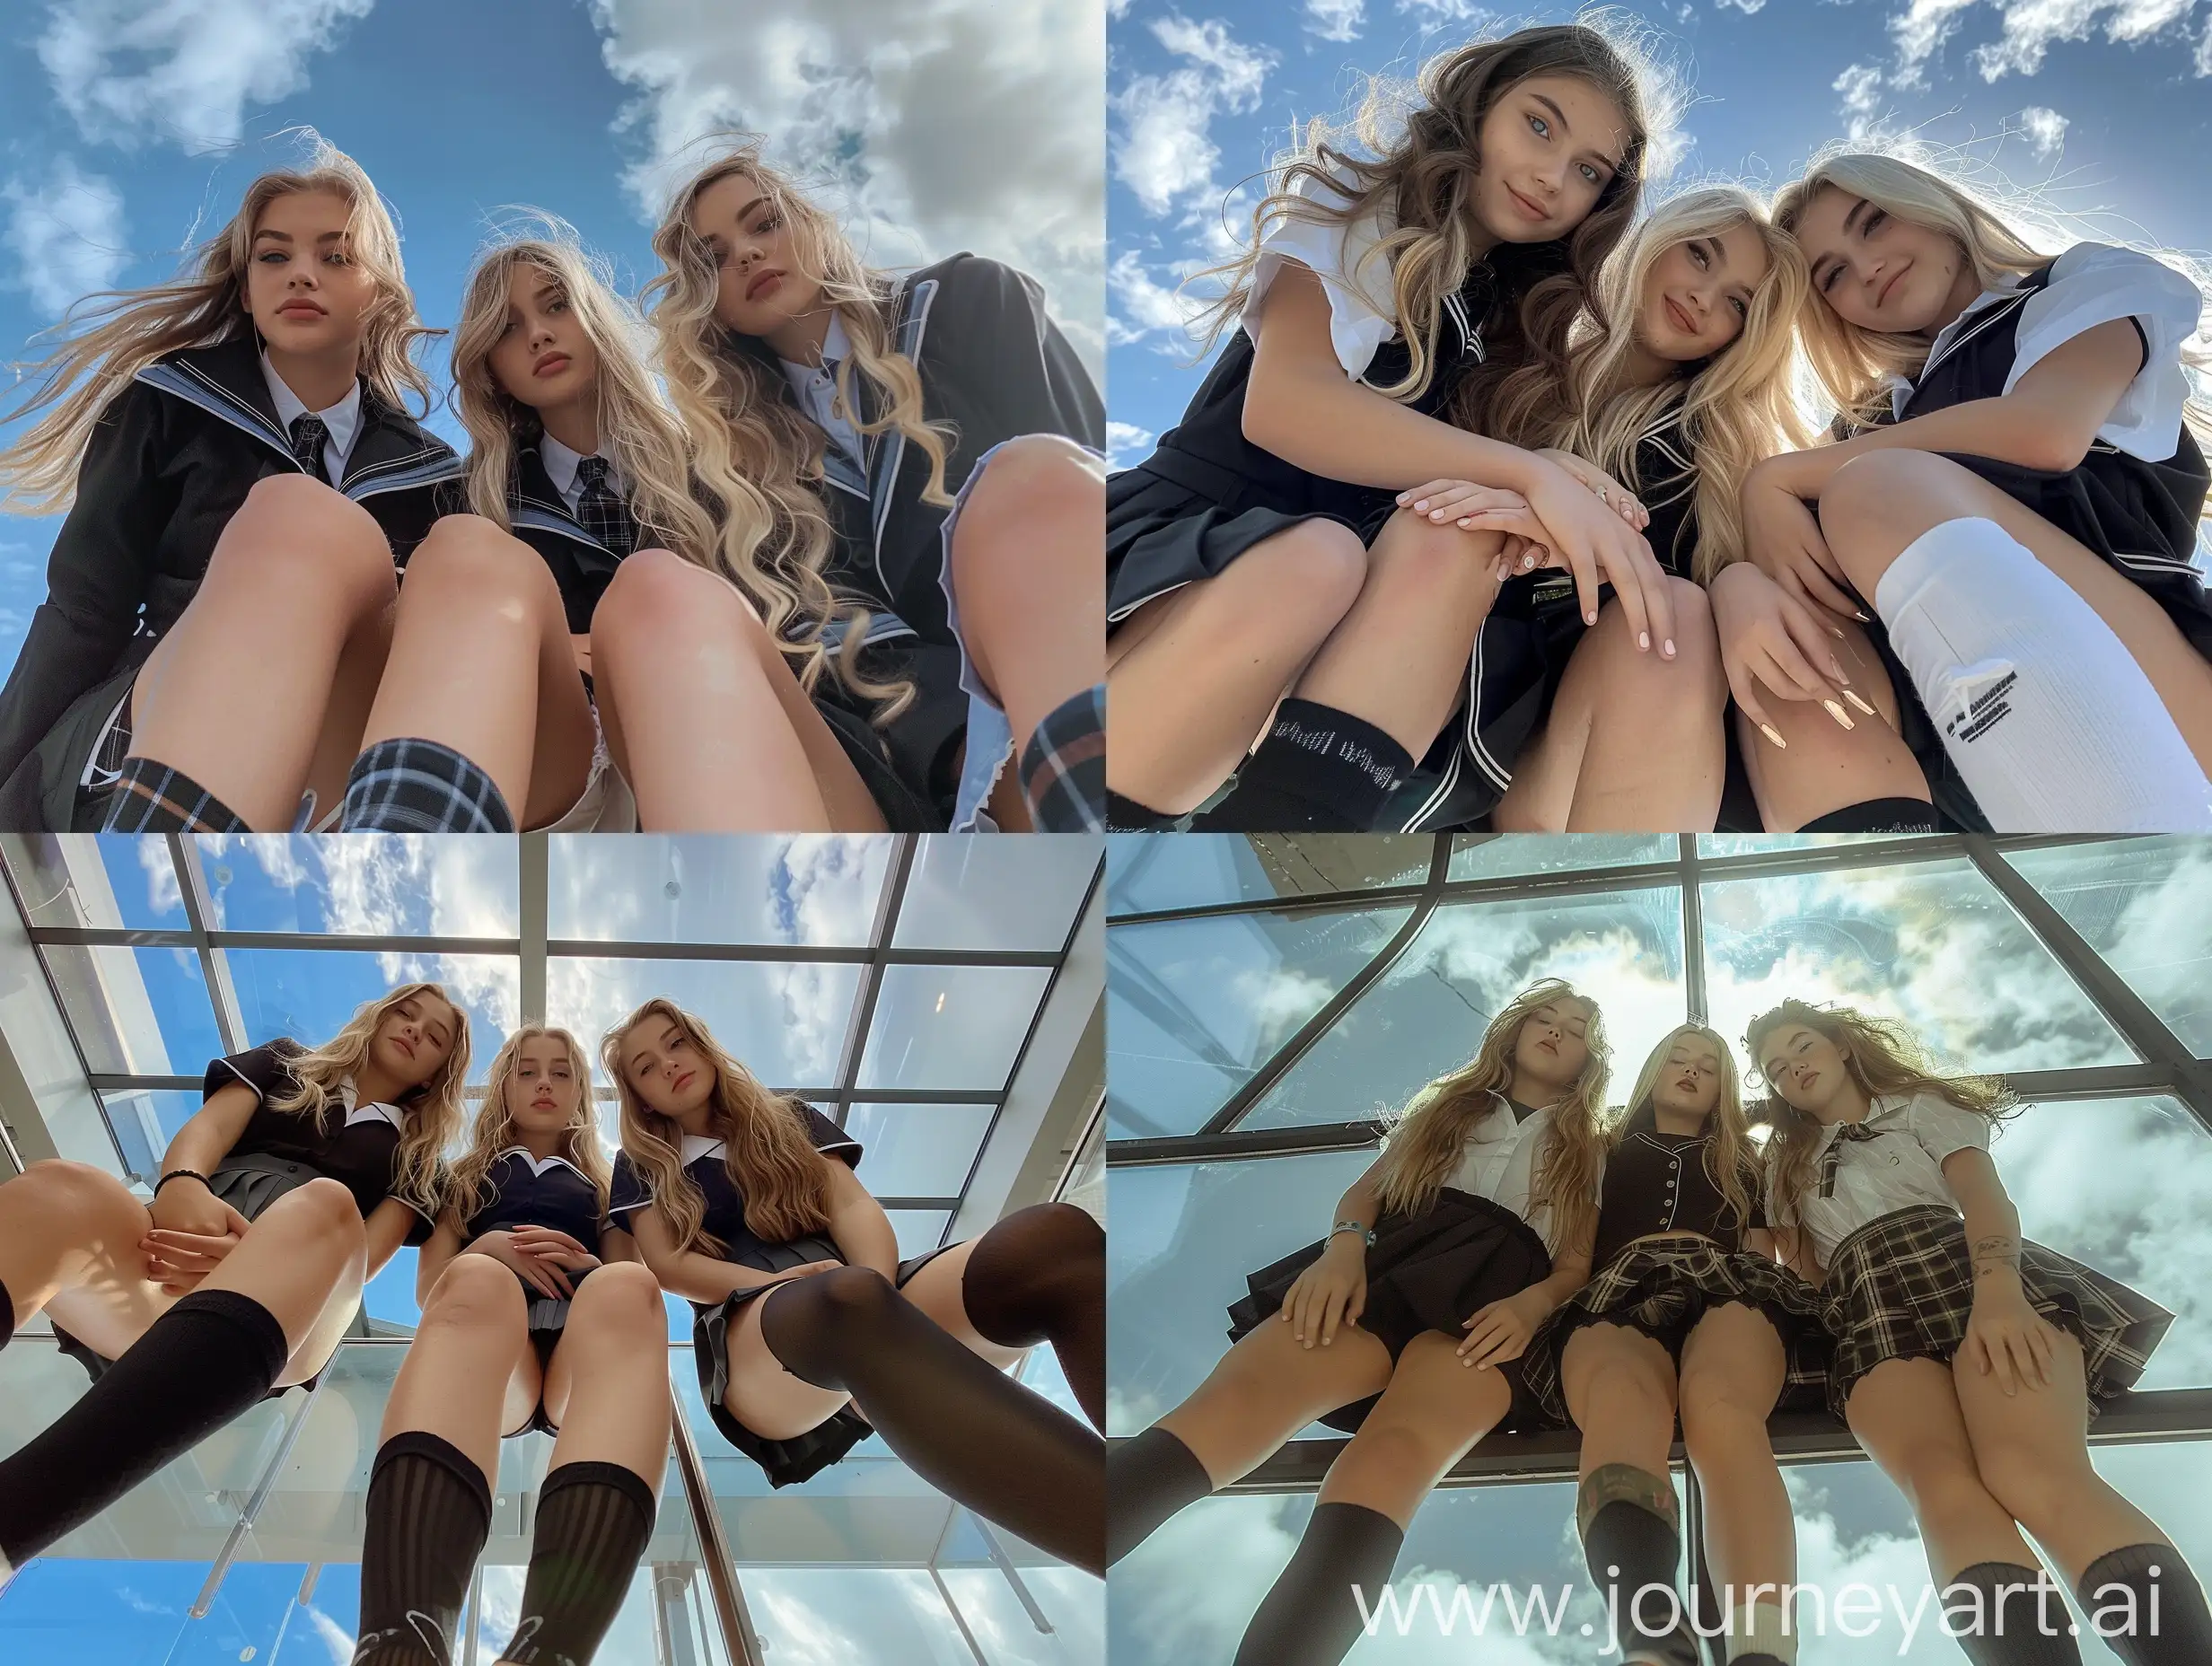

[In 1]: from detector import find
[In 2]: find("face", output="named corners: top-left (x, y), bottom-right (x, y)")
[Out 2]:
top-left (689, 171), bottom-right (824, 338)
top-left (486, 263), bottom-right (600, 412)
top-left (1756, 1022), bottom-right (1855, 1119)
top-left (1651, 1031), bottom-right (1723, 1118)
top-left (1512, 998), bottom-right (1592, 1089)
top-left (1793, 184), bottom-right (1970, 334)
top-left (373, 992), bottom-right (459, 1091)
top-left (620, 1014), bottom-right (715, 1120)
top-left (505, 1033), bottom-right (583, 1135)
top-left (1637, 221), bottom-right (1770, 363)
top-left (1471, 73), bottom-right (1630, 246)
top-left (243, 189), bottom-right (378, 355)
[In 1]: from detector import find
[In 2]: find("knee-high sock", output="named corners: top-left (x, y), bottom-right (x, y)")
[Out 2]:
top-left (960, 1203), bottom-right (1105, 1431)
top-left (1189, 699), bottom-right (1414, 832)
top-left (1872, 516), bottom-right (2212, 831)
top-left (1021, 685), bottom-right (1107, 834)
top-left (499, 1461), bottom-right (658, 1666)
top-left (2077, 1544), bottom-right (2212, 1666)
top-left (101, 758), bottom-right (251, 832)
top-left (757, 1267), bottom-right (1104, 1574)
top-left (0, 1290), bottom-right (288, 1567)
top-left (1579, 1466), bottom-right (1699, 1666)
top-left (1109, 1425), bottom-right (1216, 1566)
top-left (352, 1432), bottom-right (494, 1666)
top-left (1941, 1562), bottom-right (2082, 1665)
top-left (0, 1276), bottom-right (13, 1353)
top-left (339, 737), bottom-right (515, 833)
top-left (1233, 1501), bottom-right (1405, 1666)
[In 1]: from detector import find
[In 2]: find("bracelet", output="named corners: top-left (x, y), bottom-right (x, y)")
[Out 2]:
top-left (154, 1169), bottom-right (212, 1197)
top-left (1330, 1220), bottom-right (1376, 1248)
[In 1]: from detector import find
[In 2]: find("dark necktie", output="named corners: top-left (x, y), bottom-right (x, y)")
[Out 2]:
top-left (1817, 1118), bottom-right (1892, 1197)
top-left (288, 413), bottom-right (329, 480)
top-left (574, 455), bottom-right (638, 557)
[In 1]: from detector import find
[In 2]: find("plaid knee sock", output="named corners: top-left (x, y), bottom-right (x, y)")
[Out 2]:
top-left (1020, 685), bottom-right (1106, 833)
top-left (100, 758), bottom-right (250, 831)
top-left (339, 738), bottom-right (514, 833)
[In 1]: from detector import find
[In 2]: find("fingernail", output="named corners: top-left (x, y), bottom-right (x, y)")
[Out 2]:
top-left (1823, 699), bottom-right (1855, 730)
top-left (1458, 517), bottom-right (1472, 528)
top-left (1585, 609), bottom-right (1597, 626)
top-left (1831, 626), bottom-right (1848, 639)
top-left (1663, 639), bottom-right (1676, 657)
top-left (1856, 609), bottom-right (1872, 622)
top-left (1638, 631), bottom-right (1650, 650)
top-left (1523, 553), bottom-right (1537, 569)
top-left (1845, 688), bottom-right (1877, 715)
top-left (1395, 492), bottom-right (1409, 504)
top-left (1760, 723), bottom-right (1787, 749)
top-left (1412, 499), bottom-right (1428, 513)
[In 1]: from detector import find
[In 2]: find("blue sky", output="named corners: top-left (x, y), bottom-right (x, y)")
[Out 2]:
top-left (1106, 0), bottom-right (2212, 464)
top-left (0, 0), bottom-right (1103, 682)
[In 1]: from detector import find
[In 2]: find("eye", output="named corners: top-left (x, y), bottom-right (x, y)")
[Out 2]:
top-left (1864, 208), bottom-right (1887, 235)
top-left (1578, 162), bottom-right (1600, 185)
top-left (1819, 262), bottom-right (1841, 294)
top-left (1689, 241), bottom-right (1709, 269)
top-left (1730, 294), bottom-right (1749, 320)
top-left (1527, 112), bottom-right (1550, 140)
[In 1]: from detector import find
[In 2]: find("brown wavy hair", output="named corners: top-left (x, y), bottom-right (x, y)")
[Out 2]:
top-left (445, 1024), bottom-right (610, 1226)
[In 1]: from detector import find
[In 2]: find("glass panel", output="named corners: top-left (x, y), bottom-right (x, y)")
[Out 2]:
top-left (224, 950), bottom-right (519, 1085)
top-left (1241, 888), bottom-right (1688, 1130)
top-left (858, 964), bottom-right (1054, 1092)
top-left (1107, 833), bottom-right (1431, 916)
top-left (96, 1087), bottom-right (206, 1182)
top-left (887, 1209), bottom-right (954, 1256)
top-left (2002, 837), bottom-right (2212, 1056)
top-left (40, 942), bottom-right (220, 1076)
top-left (1702, 856), bottom-right (2138, 1075)
top-left (1698, 832), bottom-right (1942, 856)
top-left (843, 1101), bottom-right (996, 1197)
top-left (198, 834), bottom-right (522, 937)
top-left (549, 833), bottom-right (891, 945)
top-left (940, 1564), bottom-right (1105, 1665)
top-left (894, 835), bottom-right (1098, 951)
top-left (549, 955), bottom-right (864, 1090)
top-left (1449, 833), bottom-right (1675, 880)
top-left (1106, 905), bottom-right (1414, 1140)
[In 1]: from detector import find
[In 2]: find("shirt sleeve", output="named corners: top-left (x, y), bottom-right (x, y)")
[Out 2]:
top-left (1902, 1092), bottom-right (1994, 1168)
top-left (1239, 161), bottom-right (1399, 382)
top-left (605, 1152), bottom-right (652, 1219)
top-left (2007, 243), bottom-right (2204, 460)
top-left (798, 1102), bottom-right (864, 1170)
top-left (201, 1040), bottom-right (299, 1107)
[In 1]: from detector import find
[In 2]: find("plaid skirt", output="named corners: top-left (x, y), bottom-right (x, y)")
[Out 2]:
top-left (1820, 1205), bottom-right (2174, 1422)
top-left (1519, 1237), bottom-right (1834, 1428)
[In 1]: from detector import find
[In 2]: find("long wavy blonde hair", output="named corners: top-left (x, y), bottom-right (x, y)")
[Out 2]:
top-left (0, 135), bottom-right (437, 513)
top-left (1774, 146), bottom-right (2212, 466)
top-left (645, 140), bottom-right (940, 718)
top-left (1744, 997), bottom-right (2018, 1233)
top-left (1544, 186), bottom-right (1815, 582)
top-left (1189, 22), bottom-right (1659, 447)
top-left (1373, 977), bottom-right (1611, 1253)
top-left (451, 223), bottom-right (719, 569)
top-left (444, 1024), bottom-right (610, 1226)
top-left (604, 996), bottom-right (837, 1255)
top-left (266, 980), bottom-right (470, 1219)
top-left (1611, 1022), bottom-right (1760, 1239)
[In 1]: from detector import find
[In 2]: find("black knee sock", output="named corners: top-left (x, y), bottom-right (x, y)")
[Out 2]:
top-left (1801, 796), bottom-right (1942, 832)
top-left (500, 1461), bottom-right (658, 1665)
top-left (340, 737), bottom-right (514, 833)
top-left (1944, 1563), bottom-right (2083, 1666)
top-left (961, 1203), bottom-right (1105, 1432)
top-left (0, 1276), bottom-right (13, 1353)
top-left (1233, 1501), bottom-right (1405, 1666)
top-left (757, 1267), bottom-right (1104, 1574)
top-left (1189, 699), bottom-right (1413, 832)
top-left (1580, 1468), bottom-right (1699, 1666)
top-left (101, 758), bottom-right (250, 832)
top-left (1109, 1425), bottom-right (1216, 1566)
top-left (2077, 1544), bottom-right (2212, 1665)
top-left (0, 1289), bottom-right (287, 1567)
top-left (1020, 685), bottom-right (1106, 833)
top-left (1106, 789), bottom-right (1180, 830)
top-left (352, 1432), bottom-right (494, 1666)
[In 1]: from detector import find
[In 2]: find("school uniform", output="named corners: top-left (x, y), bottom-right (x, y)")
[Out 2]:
top-left (1842, 244), bottom-right (2212, 830)
top-left (0, 338), bottom-right (461, 832)
top-left (1778, 1091), bottom-right (2172, 1422)
top-left (1518, 1106), bottom-right (1830, 1426)
top-left (49, 1039), bottom-right (442, 1384)
top-left (606, 1104), bottom-right (954, 1487)
top-left (1224, 1091), bottom-right (1559, 1434)
top-left (455, 1145), bottom-right (610, 1435)
top-left (730, 255), bottom-right (1103, 830)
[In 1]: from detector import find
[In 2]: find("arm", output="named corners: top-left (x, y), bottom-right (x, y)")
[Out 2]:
top-left (1275, 1162), bottom-right (1385, 1349)
top-left (412, 1211), bottom-right (470, 1307)
top-left (597, 1225), bottom-right (645, 1266)
top-left (145, 1081), bottom-right (262, 1241)
top-left (821, 1159), bottom-right (900, 1281)
top-left (627, 1204), bottom-right (816, 1306)
top-left (1458, 1204), bottom-right (1594, 1368)
top-left (1943, 1146), bottom-right (2058, 1394)
top-left (363, 1197), bottom-right (418, 1285)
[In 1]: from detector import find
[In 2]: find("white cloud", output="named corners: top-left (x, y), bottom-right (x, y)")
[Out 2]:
top-left (584, 0), bottom-right (1103, 374)
top-left (1884, 0), bottom-right (2211, 86)
top-left (1306, 0), bottom-right (1365, 42)
top-left (35, 0), bottom-right (374, 152)
top-left (2, 158), bottom-right (127, 318)
top-left (1398, 0), bottom-right (1492, 19)
top-left (1112, 14), bottom-right (1275, 218)
top-left (1107, 247), bottom-right (1210, 348)
top-left (1108, 419), bottom-right (1156, 468)
top-left (1716, 0), bottom-right (1766, 11)
top-left (2016, 103), bottom-right (2070, 157)
top-left (1834, 60), bottom-right (1889, 143)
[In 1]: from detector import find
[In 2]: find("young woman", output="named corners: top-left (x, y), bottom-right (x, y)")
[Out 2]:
top-left (1386, 185), bottom-right (1826, 832)
top-left (0, 140), bottom-right (466, 835)
top-left (1516, 1024), bottom-right (1826, 1666)
top-left (1105, 23), bottom-right (1685, 833)
top-left (636, 143), bottom-right (1106, 833)
top-left (0, 983), bottom-right (466, 1584)
top-left (601, 998), bottom-right (1105, 1572)
top-left (1734, 149), bottom-right (2212, 834)
top-left (1109, 980), bottom-right (1611, 1666)
top-left (350, 1025), bottom-right (668, 1666)
top-left (1751, 998), bottom-right (2210, 1665)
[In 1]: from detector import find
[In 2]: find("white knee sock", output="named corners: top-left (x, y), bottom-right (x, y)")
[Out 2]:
top-left (1872, 516), bottom-right (2212, 831)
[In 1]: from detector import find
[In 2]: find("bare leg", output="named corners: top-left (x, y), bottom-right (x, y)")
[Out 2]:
top-left (378, 1253), bottom-right (538, 1490)
top-left (127, 474), bottom-right (398, 829)
top-left (894, 1240), bottom-right (1025, 1370)
top-left (1316, 1330), bottom-right (1514, 1525)
top-left (1676, 1303), bottom-right (1792, 1626)
top-left (538, 1261), bottom-right (672, 1480)
top-left (1737, 616), bottom-right (1929, 830)
top-left (717, 1281), bottom-right (856, 1440)
top-left (1845, 1356), bottom-right (2043, 1582)
top-left (1561, 1321), bottom-right (1678, 1482)
top-left (1155, 1311), bottom-right (1395, 1486)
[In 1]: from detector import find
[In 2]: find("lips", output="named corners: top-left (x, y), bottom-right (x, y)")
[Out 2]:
top-left (673, 1069), bottom-right (696, 1091)
top-left (1876, 263), bottom-right (1909, 309)
top-left (1663, 294), bottom-right (1694, 336)
top-left (745, 268), bottom-right (783, 302)
top-left (393, 1035), bottom-right (416, 1060)
top-left (533, 351), bottom-right (570, 377)
top-left (1537, 1037), bottom-right (1558, 1054)
top-left (1505, 186), bottom-right (1549, 224)
top-left (276, 300), bottom-right (325, 319)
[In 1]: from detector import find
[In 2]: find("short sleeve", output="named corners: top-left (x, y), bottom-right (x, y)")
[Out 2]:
top-left (401, 1197), bottom-right (439, 1246)
top-left (797, 1103), bottom-right (864, 1170)
top-left (605, 1152), bottom-right (652, 1220)
top-left (1239, 162), bottom-right (1399, 381)
top-left (202, 1041), bottom-right (300, 1107)
top-left (2007, 243), bottom-right (2204, 460)
top-left (1901, 1092), bottom-right (1992, 1168)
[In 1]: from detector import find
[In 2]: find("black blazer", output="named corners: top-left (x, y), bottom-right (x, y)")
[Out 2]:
top-left (0, 336), bottom-right (461, 794)
top-left (498, 441), bottom-right (628, 636)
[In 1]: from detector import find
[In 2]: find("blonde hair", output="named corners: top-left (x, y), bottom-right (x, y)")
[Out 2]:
top-left (1373, 977), bottom-right (1611, 1253)
top-left (604, 996), bottom-right (836, 1254)
top-left (1744, 997), bottom-right (2017, 1233)
top-left (0, 136), bottom-right (436, 513)
top-left (1547, 185), bottom-right (1815, 581)
top-left (445, 1024), bottom-right (610, 1226)
top-left (450, 222), bottom-right (720, 571)
top-left (1611, 1022), bottom-right (1759, 1239)
top-left (266, 980), bottom-right (470, 1220)
top-left (1189, 22), bottom-right (1657, 446)
top-left (645, 139), bottom-right (936, 719)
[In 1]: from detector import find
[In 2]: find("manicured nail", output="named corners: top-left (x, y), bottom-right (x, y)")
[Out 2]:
top-left (1760, 723), bottom-right (1787, 749)
top-left (1663, 639), bottom-right (1676, 657)
top-left (1412, 499), bottom-right (1429, 513)
top-left (1856, 609), bottom-right (1872, 622)
top-left (1638, 631), bottom-right (1650, 650)
top-left (1585, 609), bottom-right (1598, 626)
top-left (1458, 517), bottom-right (1473, 528)
top-left (1396, 492), bottom-right (1410, 504)
top-left (1844, 688), bottom-right (1877, 715)
top-left (1823, 699), bottom-right (1855, 730)
top-left (1523, 552), bottom-right (1537, 570)
top-left (1831, 626), bottom-right (1848, 640)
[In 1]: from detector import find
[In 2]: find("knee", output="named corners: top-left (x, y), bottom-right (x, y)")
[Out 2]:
top-left (1344, 1413), bottom-right (1457, 1479)
top-left (1817, 451), bottom-right (1952, 583)
top-left (218, 474), bottom-right (393, 593)
top-left (422, 1250), bottom-right (529, 1329)
top-left (998, 1202), bottom-right (1104, 1263)
top-left (572, 1259), bottom-right (665, 1333)
top-left (404, 513), bottom-right (557, 610)
top-left (1677, 1365), bottom-right (1769, 1451)
top-left (1973, 1442), bottom-right (2076, 1531)
top-left (1580, 1351), bottom-right (1671, 1417)
top-left (276, 1177), bottom-right (368, 1246)
top-left (1594, 577), bottom-right (1725, 707)
top-left (779, 1264), bottom-right (900, 1331)
top-left (959, 435), bottom-right (1104, 539)
top-left (592, 547), bottom-right (763, 647)
top-left (1366, 505), bottom-right (1502, 601)
top-left (1892, 1444), bottom-right (1995, 1522)
top-left (15, 1158), bottom-right (137, 1226)
top-left (1236, 521), bottom-right (1368, 639)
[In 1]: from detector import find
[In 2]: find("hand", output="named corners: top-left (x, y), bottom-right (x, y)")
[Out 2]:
top-left (1963, 1279), bottom-right (2059, 1396)
top-left (468, 1230), bottom-right (575, 1300)
top-left (767, 1258), bottom-right (846, 1285)
top-left (1534, 448), bottom-right (1650, 531)
top-left (141, 1221), bottom-right (250, 1293)
top-left (1742, 469), bottom-right (1865, 623)
top-left (1280, 1232), bottom-right (1368, 1349)
top-left (1708, 561), bottom-right (1877, 748)
top-left (1395, 480), bottom-right (1549, 543)
top-left (1458, 1286), bottom-right (1550, 1369)
top-left (1518, 462), bottom-right (1678, 656)
top-left (508, 1224), bottom-right (601, 1272)
top-left (148, 1174), bottom-right (241, 1241)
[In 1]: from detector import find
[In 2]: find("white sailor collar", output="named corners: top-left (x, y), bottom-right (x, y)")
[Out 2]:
top-left (336, 1075), bottom-right (405, 1132)
top-left (493, 1144), bottom-right (592, 1182)
top-left (680, 1133), bottom-right (730, 1165)
top-left (261, 349), bottom-right (364, 459)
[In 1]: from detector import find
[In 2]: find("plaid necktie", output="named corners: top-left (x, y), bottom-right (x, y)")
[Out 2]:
top-left (1817, 1118), bottom-right (1892, 1197)
top-left (288, 413), bottom-right (329, 480)
top-left (574, 455), bottom-right (638, 557)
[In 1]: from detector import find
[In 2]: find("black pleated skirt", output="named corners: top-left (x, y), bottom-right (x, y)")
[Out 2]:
top-left (1106, 462), bottom-right (1366, 625)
